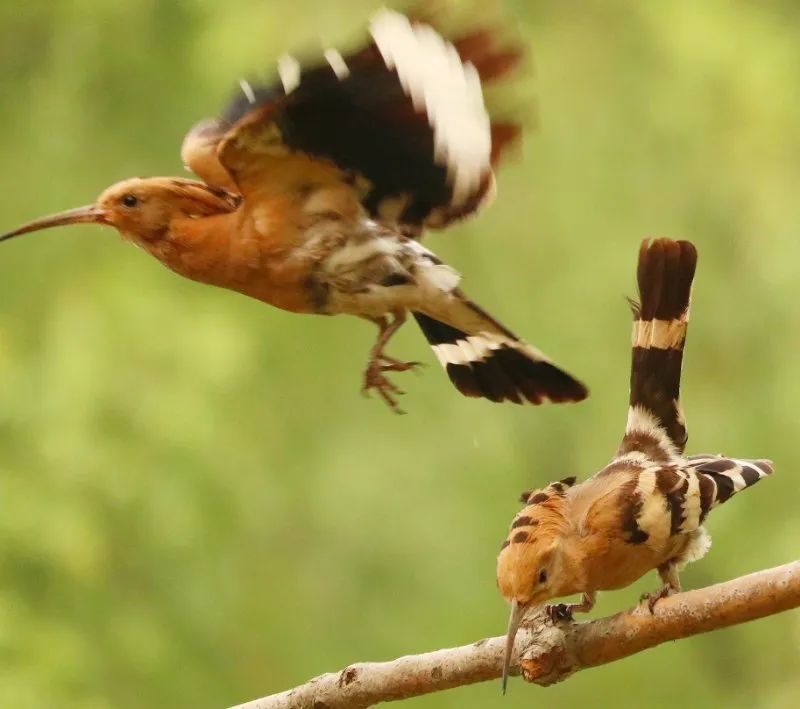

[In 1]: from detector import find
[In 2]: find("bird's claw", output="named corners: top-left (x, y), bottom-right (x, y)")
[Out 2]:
top-left (362, 361), bottom-right (407, 413)
top-left (362, 355), bottom-right (423, 412)
top-left (379, 355), bottom-right (423, 374)
top-left (546, 603), bottom-right (574, 622)
top-left (640, 585), bottom-right (674, 614)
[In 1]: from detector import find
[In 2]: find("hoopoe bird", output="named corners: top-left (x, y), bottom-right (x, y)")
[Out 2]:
top-left (496, 238), bottom-right (773, 691)
top-left (0, 9), bottom-right (587, 412)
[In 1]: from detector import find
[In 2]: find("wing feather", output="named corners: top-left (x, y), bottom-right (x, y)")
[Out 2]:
top-left (181, 9), bottom-right (523, 231)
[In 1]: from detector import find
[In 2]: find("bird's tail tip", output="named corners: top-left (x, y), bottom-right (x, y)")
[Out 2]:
top-left (634, 238), bottom-right (698, 327)
top-left (413, 312), bottom-right (588, 405)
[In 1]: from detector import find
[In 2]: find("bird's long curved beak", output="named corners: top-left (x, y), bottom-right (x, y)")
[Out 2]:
top-left (501, 598), bottom-right (528, 694)
top-left (0, 205), bottom-right (109, 243)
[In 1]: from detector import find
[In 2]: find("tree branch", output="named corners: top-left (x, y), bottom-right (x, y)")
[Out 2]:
top-left (231, 561), bottom-right (800, 709)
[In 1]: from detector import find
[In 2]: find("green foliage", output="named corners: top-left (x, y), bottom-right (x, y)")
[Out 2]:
top-left (1, 1), bottom-right (798, 706)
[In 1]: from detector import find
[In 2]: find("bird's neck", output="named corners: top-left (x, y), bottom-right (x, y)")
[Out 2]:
top-left (139, 212), bottom-right (239, 286)
top-left (552, 534), bottom-right (592, 597)
top-left (138, 211), bottom-right (317, 314)
top-left (542, 496), bottom-right (592, 597)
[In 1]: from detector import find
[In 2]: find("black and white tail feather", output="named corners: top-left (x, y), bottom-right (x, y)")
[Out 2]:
top-left (618, 238), bottom-right (697, 462)
top-left (413, 300), bottom-right (588, 404)
top-left (613, 238), bottom-right (772, 553)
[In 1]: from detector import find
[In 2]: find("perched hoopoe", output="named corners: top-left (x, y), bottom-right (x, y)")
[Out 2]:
top-left (0, 9), bottom-right (587, 412)
top-left (496, 238), bottom-right (773, 691)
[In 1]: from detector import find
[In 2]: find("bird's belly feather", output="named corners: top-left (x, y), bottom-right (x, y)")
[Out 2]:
top-left (583, 534), bottom-right (688, 591)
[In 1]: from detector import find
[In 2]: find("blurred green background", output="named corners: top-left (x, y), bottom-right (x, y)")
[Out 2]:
top-left (1, 1), bottom-right (798, 707)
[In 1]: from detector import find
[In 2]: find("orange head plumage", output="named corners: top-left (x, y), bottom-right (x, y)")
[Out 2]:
top-left (496, 477), bottom-right (577, 693)
top-left (0, 177), bottom-right (239, 247)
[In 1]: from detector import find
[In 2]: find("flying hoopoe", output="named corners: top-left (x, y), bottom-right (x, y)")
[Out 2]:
top-left (496, 238), bottom-right (773, 691)
top-left (0, 8), bottom-right (588, 412)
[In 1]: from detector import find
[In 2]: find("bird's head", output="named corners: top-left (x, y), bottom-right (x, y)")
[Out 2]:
top-left (0, 177), bottom-right (240, 247)
top-left (496, 478), bottom-right (576, 692)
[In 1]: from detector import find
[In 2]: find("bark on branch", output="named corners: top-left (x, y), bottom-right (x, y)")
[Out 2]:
top-left (231, 560), bottom-right (800, 709)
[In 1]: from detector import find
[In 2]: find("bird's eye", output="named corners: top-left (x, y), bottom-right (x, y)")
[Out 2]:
top-left (538, 569), bottom-right (548, 584)
top-left (121, 194), bottom-right (139, 208)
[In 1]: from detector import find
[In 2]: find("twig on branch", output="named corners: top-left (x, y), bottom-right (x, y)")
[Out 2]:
top-left (231, 561), bottom-right (800, 709)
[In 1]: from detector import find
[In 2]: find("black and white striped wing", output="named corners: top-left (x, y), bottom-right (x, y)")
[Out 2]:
top-left (685, 455), bottom-right (774, 510)
top-left (182, 9), bottom-right (522, 231)
top-left (612, 457), bottom-right (773, 548)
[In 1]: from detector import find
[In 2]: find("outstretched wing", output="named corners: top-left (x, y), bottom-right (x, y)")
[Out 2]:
top-left (181, 8), bottom-right (522, 231)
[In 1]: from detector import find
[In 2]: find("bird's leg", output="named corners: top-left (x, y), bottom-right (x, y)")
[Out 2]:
top-left (361, 310), bottom-right (419, 412)
top-left (642, 562), bottom-right (682, 613)
top-left (547, 591), bottom-right (597, 622)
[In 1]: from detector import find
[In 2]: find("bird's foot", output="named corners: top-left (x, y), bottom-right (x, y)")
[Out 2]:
top-left (546, 603), bottom-right (575, 623)
top-left (362, 360), bottom-right (407, 413)
top-left (546, 592), bottom-right (596, 622)
top-left (640, 584), bottom-right (676, 614)
top-left (362, 354), bottom-right (423, 412)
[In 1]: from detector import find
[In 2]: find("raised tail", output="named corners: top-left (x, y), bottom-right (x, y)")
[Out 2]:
top-left (412, 297), bottom-right (587, 405)
top-left (619, 238), bottom-right (697, 461)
